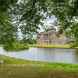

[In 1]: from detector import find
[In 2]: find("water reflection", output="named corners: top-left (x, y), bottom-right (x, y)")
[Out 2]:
top-left (0, 47), bottom-right (78, 64)
top-left (73, 49), bottom-right (78, 62)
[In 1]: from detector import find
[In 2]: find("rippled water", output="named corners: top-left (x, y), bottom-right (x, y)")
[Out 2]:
top-left (0, 47), bottom-right (78, 64)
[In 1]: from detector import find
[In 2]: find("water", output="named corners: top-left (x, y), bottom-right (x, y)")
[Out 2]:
top-left (0, 47), bottom-right (78, 64)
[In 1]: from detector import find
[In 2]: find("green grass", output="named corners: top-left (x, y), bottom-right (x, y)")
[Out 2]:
top-left (30, 44), bottom-right (78, 49)
top-left (30, 44), bottom-right (72, 48)
top-left (3, 43), bottom-right (78, 51)
top-left (0, 55), bottom-right (78, 78)
top-left (0, 55), bottom-right (78, 71)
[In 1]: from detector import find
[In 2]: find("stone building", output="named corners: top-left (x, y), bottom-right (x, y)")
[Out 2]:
top-left (37, 27), bottom-right (70, 45)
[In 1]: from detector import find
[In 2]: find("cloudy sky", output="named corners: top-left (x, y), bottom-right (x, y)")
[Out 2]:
top-left (38, 16), bottom-right (57, 32)
top-left (44, 16), bottom-right (57, 25)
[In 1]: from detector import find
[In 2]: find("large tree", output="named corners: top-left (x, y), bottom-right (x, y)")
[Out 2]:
top-left (0, 0), bottom-right (18, 45)
top-left (20, 0), bottom-right (78, 46)
top-left (0, 0), bottom-right (78, 46)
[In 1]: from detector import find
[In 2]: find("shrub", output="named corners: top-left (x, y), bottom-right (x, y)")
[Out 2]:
top-left (3, 42), bottom-right (29, 51)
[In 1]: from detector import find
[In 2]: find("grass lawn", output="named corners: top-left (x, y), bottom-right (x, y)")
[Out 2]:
top-left (0, 55), bottom-right (78, 78)
top-left (30, 44), bottom-right (78, 49)
top-left (30, 44), bottom-right (72, 48)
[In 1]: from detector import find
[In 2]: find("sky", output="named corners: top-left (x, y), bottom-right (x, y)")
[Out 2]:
top-left (44, 16), bottom-right (57, 25)
top-left (38, 16), bottom-right (57, 32)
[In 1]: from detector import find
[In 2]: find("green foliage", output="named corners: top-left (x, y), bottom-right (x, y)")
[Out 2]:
top-left (0, 0), bottom-right (78, 48)
top-left (0, 0), bottom-right (18, 46)
top-left (0, 13), bottom-right (16, 44)
top-left (15, 0), bottom-right (78, 45)
top-left (11, 0), bottom-right (49, 41)
top-left (0, 0), bottom-right (17, 12)
top-left (22, 38), bottom-right (36, 44)
top-left (47, 0), bottom-right (78, 46)
top-left (4, 42), bottom-right (29, 51)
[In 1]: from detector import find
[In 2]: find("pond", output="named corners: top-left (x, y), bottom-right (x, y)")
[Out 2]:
top-left (0, 47), bottom-right (78, 64)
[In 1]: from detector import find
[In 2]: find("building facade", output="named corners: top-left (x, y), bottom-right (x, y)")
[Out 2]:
top-left (37, 29), bottom-right (70, 45)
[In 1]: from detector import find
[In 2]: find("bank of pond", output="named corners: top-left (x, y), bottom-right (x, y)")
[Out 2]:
top-left (1, 55), bottom-right (78, 78)
top-left (1, 55), bottom-right (78, 71)
top-left (3, 42), bottom-right (78, 51)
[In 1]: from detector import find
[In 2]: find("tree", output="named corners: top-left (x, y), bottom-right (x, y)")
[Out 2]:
top-left (0, 0), bottom-right (17, 45)
top-left (18, 0), bottom-right (78, 46)
top-left (0, 0), bottom-right (78, 47)
top-left (11, 0), bottom-right (47, 41)
top-left (47, 0), bottom-right (78, 46)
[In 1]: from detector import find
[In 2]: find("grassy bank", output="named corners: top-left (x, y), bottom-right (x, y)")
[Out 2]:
top-left (0, 55), bottom-right (78, 78)
top-left (3, 43), bottom-right (78, 51)
top-left (30, 44), bottom-right (78, 49)
top-left (30, 44), bottom-right (72, 48)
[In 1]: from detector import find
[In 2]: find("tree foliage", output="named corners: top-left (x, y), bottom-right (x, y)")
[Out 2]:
top-left (0, 0), bottom-right (17, 45)
top-left (0, 0), bottom-right (78, 46)
top-left (17, 0), bottom-right (78, 44)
